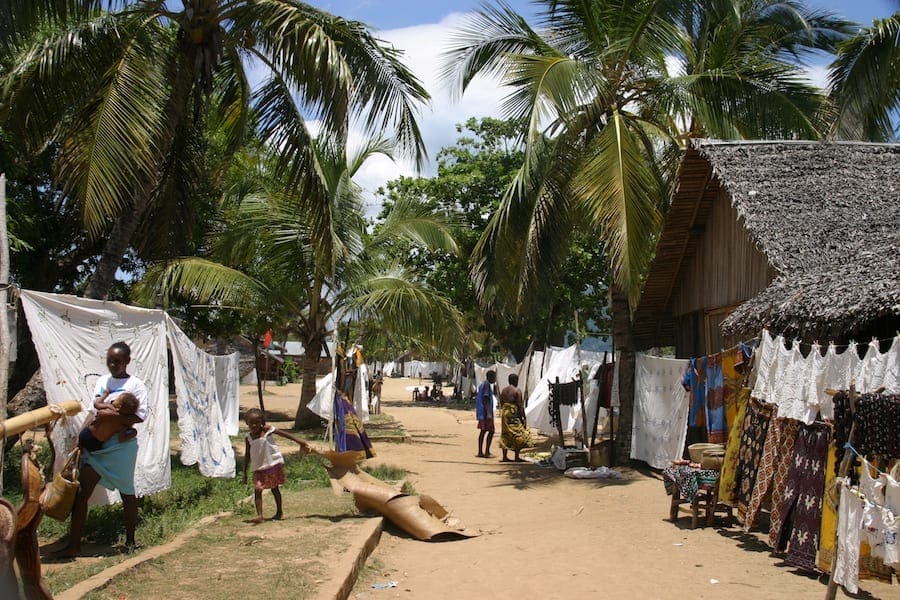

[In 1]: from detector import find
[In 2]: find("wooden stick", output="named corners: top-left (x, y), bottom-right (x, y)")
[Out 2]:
top-left (824, 385), bottom-right (857, 600)
top-left (0, 401), bottom-right (81, 438)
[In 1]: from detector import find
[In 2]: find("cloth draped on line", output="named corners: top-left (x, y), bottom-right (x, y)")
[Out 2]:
top-left (684, 357), bottom-right (707, 429)
top-left (705, 353), bottom-right (727, 444)
top-left (500, 404), bottom-right (531, 452)
top-left (771, 422), bottom-right (831, 571)
top-left (752, 330), bottom-right (900, 425)
top-left (764, 417), bottom-right (800, 543)
top-left (166, 315), bottom-right (236, 478)
top-left (548, 379), bottom-right (581, 431)
top-left (19, 290), bottom-right (171, 503)
top-left (741, 404), bottom-right (781, 531)
top-left (718, 388), bottom-right (751, 506)
top-left (833, 391), bottom-right (900, 463)
top-left (734, 398), bottom-right (776, 524)
top-left (630, 354), bottom-right (690, 469)
top-left (819, 445), bottom-right (896, 582)
top-left (214, 352), bottom-right (241, 436)
top-left (334, 392), bottom-right (375, 461)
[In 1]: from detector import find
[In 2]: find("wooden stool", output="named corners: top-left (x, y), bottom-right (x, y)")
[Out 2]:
top-left (669, 481), bottom-right (732, 529)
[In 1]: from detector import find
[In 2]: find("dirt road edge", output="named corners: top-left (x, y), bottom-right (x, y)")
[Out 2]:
top-left (314, 517), bottom-right (383, 600)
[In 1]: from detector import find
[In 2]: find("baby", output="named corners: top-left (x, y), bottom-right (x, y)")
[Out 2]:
top-left (78, 391), bottom-right (140, 452)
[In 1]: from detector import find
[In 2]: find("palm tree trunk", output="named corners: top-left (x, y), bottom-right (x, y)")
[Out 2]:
top-left (611, 286), bottom-right (635, 466)
top-left (294, 352), bottom-right (323, 429)
top-left (84, 193), bottom-right (151, 300)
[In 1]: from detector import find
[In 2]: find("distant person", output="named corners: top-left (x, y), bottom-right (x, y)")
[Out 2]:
top-left (78, 390), bottom-right (140, 452)
top-left (499, 374), bottom-right (531, 462)
top-left (476, 370), bottom-right (497, 458)
top-left (243, 408), bottom-right (310, 524)
top-left (370, 370), bottom-right (383, 414)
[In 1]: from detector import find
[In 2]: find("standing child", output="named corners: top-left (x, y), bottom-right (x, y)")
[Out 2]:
top-left (242, 408), bottom-right (310, 524)
top-left (476, 370), bottom-right (497, 458)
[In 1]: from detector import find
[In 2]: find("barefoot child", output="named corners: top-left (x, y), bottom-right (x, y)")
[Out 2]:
top-left (242, 408), bottom-right (310, 524)
top-left (78, 391), bottom-right (140, 452)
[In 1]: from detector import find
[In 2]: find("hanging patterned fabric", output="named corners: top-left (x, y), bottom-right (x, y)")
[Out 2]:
top-left (705, 352), bottom-right (727, 444)
top-left (742, 405), bottom-right (781, 531)
top-left (734, 398), bottom-right (776, 523)
top-left (775, 422), bottom-right (831, 571)
top-left (548, 379), bottom-right (581, 430)
top-left (684, 357), bottom-right (707, 429)
top-left (718, 387), bottom-right (751, 506)
top-left (766, 417), bottom-right (801, 546)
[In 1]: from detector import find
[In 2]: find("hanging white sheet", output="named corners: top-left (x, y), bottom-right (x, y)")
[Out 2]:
top-left (630, 354), bottom-right (690, 469)
top-left (752, 330), bottom-right (900, 423)
top-left (214, 352), bottom-right (241, 436)
top-left (306, 373), bottom-right (336, 420)
top-left (524, 345), bottom-right (582, 435)
top-left (20, 290), bottom-right (171, 502)
top-left (166, 316), bottom-right (235, 478)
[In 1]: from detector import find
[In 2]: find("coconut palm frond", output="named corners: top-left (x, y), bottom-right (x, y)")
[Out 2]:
top-left (828, 14), bottom-right (900, 141)
top-left (372, 195), bottom-right (459, 255)
top-left (136, 257), bottom-right (268, 309)
top-left (572, 111), bottom-right (663, 307)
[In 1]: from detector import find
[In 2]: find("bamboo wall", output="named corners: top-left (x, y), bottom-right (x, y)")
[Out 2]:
top-left (670, 190), bottom-right (776, 356)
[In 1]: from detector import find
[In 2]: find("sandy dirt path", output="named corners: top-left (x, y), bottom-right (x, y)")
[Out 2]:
top-left (351, 378), bottom-right (894, 600)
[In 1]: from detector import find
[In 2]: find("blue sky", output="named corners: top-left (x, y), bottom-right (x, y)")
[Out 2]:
top-left (309, 1), bottom-right (899, 209)
top-left (322, 0), bottom-right (897, 31)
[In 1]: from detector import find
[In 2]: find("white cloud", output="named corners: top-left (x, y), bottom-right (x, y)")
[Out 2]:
top-left (351, 14), bottom-right (511, 203)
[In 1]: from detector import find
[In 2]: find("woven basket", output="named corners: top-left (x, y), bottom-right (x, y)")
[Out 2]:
top-left (688, 443), bottom-right (723, 463)
top-left (700, 449), bottom-right (726, 471)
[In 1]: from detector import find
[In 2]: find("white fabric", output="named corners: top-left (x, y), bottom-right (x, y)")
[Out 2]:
top-left (564, 466), bottom-right (624, 480)
top-left (834, 483), bottom-right (863, 594)
top-left (306, 373), bottom-right (336, 419)
top-left (91, 374), bottom-right (149, 421)
top-left (406, 360), bottom-right (450, 378)
top-left (20, 290), bottom-right (171, 502)
top-left (247, 426), bottom-right (284, 472)
top-left (355, 360), bottom-right (370, 423)
top-left (214, 352), bottom-right (241, 436)
top-left (382, 361), bottom-right (397, 377)
top-left (752, 330), bottom-right (900, 424)
top-left (630, 354), bottom-right (690, 469)
top-left (166, 316), bottom-right (235, 478)
top-left (525, 345), bottom-right (581, 434)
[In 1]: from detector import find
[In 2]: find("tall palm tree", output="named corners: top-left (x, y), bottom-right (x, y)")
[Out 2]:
top-left (443, 0), bottom-right (852, 457)
top-left (827, 12), bottom-right (900, 141)
top-left (0, 0), bottom-right (429, 299)
top-left (136, 138), bottom-right (463, 428)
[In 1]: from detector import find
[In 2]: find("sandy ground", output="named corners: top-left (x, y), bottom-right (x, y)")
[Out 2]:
top-left (345, 377), bottom-right (895, 600)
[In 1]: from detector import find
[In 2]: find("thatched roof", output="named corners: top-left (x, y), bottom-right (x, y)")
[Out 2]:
top-left (635, 139), bottom-right (900, 345)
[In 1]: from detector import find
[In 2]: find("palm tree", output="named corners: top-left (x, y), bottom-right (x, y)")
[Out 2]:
top-left (443, 0), bottom-right (852, 458)
top-left (827, 12), bottom-right (900, 141)
top-left (0, 0), bottom-right (429, 300)
top-left (136, 138), bottom-right (463, 428)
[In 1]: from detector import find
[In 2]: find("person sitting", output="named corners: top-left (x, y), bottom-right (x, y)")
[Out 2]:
top-left (78, 391), bottom-right (139, 452)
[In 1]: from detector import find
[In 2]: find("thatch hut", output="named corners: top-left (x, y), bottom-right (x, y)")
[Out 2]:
top-left (633, 140), bottom-right (900, 357)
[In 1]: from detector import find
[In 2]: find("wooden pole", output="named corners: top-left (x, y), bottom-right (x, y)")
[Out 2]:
top-left (824, 384), bottom-right (858, 600)
top-left (0, 400), bottom-right (81, 438)
top-left (0, 174), bottom-right (8, 495)
top-left (254, 345), bottom-right (266, 413)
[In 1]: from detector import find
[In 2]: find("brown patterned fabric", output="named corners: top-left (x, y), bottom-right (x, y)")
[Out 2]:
top-left (735, 398), bottom-right (776, 524)
top-left (767, 417), bottom-right (800, 547)
top-left (718, 387), bottom-right (751, 506)
top-left (742, 405), bottom-right (780, 531)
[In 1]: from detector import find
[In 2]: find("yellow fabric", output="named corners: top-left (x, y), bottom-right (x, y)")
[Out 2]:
top-left (718, 387), bottom-right (750, 506)
top-left (499, 403), bottom-right (531, 452)
top-left (722, 346), bottom-right (742, 430)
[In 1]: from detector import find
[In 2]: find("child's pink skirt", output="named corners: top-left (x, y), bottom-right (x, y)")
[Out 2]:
top-left (253, 463), bottom-right (286, 490)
